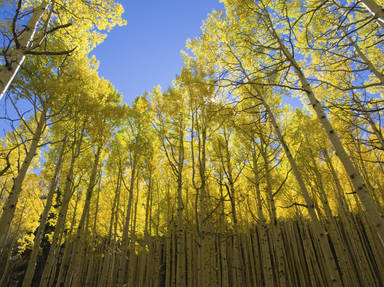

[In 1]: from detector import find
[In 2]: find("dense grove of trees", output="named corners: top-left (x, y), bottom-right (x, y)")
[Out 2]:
top-left (0, 0), bottom-right (383, 286)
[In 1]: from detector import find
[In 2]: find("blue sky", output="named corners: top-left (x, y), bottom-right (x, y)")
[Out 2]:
top-left (92, 0), bottom-right (224, 105)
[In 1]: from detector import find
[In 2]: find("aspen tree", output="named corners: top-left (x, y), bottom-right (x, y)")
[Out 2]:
top-left (66, 144), bottom-right (102, 286)
top-left (117, 151), bottom-right (137, 285)
top-left (297, 7), bottom-right (384, 152)
top-left (143, 165), bottom-right (154, 243)
top-left (64, 78), bottom-right (123, 286)
top-left (181, 62), bottom-right (222, 287)
top-left (99, 163), bottom-right (122, 287)
top-left (215, 167), bottom-right (229, 287)
top-left (293, 115), bottom-right (358, 283)
top-left (216, 127), bottom-right (245, 287)
top-left (175, 126), bottom-right (186, 287)
top-left (258, 131), bottom-right (287, 286)
top-left (251, 148), bottom-right (274, 287)
top-left (53, 189), bottom-right (81, 287)
top-left (39, 125), bottom-right (85, 287)
top-left (0, 0), bottom-right (125, 100)
top-left (0, 1), bottom-right (50, 100)
top-left (0, 106), bottom-right (47, 249)
top-left (22, 136), bottom-right (67, 287)
top-left (99, 148), bottom-right (124, 287)
top-left (190, 100), bottom-right (209, 287)
top-left (153, 85), bottom-right (187, 287)
top-left (116, 97), bottom-right (151, 285)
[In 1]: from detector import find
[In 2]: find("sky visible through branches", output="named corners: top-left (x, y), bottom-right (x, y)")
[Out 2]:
top-left (92, 0), bottom-right (225, 104)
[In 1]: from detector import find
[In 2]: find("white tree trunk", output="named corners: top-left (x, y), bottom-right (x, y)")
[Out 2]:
top-left (360, 0), bottom-right (384, 27)
top-left (344, 30), bottom-right (384, 85)
top-left (0, 1), bottom-right (50, 100)
top-left (0, 107), bottom-right (46, 248)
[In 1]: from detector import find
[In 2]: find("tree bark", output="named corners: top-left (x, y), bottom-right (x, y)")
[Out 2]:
top-left (0, 1), bottom-right (50, 100)
top-left (360, 0), bottom-right (384, 27)
top-left (22, 136), bottom-right (67, 287)
top-left (0, 107), bottom-right (47, 248)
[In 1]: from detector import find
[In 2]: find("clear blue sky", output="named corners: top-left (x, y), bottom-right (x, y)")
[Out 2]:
top-left (92, 0), bottom-right (224, 105)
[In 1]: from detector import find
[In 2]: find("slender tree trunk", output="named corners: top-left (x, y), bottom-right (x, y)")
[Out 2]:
top-left (323, 150), bottom-right (350, 213)
top-left (22, 136), bottom-right (67, 287)
top-left (39, 129), bottom-right (84, 287)
top-left (127, 176), bottom-right (140, 287)
top-left (218, 169), bottom-right (229, 287)
top-left (0, 1), bottom-right (50, 100)
top-left (117, 153), bottom-right (137, 286)
top-left (258, 183), bottom-right (275, 287)
top-left (200, 128), bottom-right (212, 287)
top-left (68, 144), bottom-right (102, 287)
top-left (222, 129), bottom-right (243, 287)
top-left (191, 115), bottom-right (210, 287)
top-left (98, 165), bottom-right (121, 287)
top-left (144, 168), bottom-right (153, 243)
top-left (344, 31), bottom-right (384, 85)
top-left (176, 127), bottom-right (186, 287)
top-left (259, 134), bottom-right (287, 286)
top-left (349, 92), bottom-right (384, 151)
top-left (252, 151), bottom-right (274, 287)
top-left (0, 107), bottom-right (47, 248)
top-left (359, 0), bottom-right (384, 27)
top-left (55, 189), bottom-right (81, 287)
top-left (0, 202), bottom-right (26, 286)
top-left (310, 152), bottom-right (359, 284)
